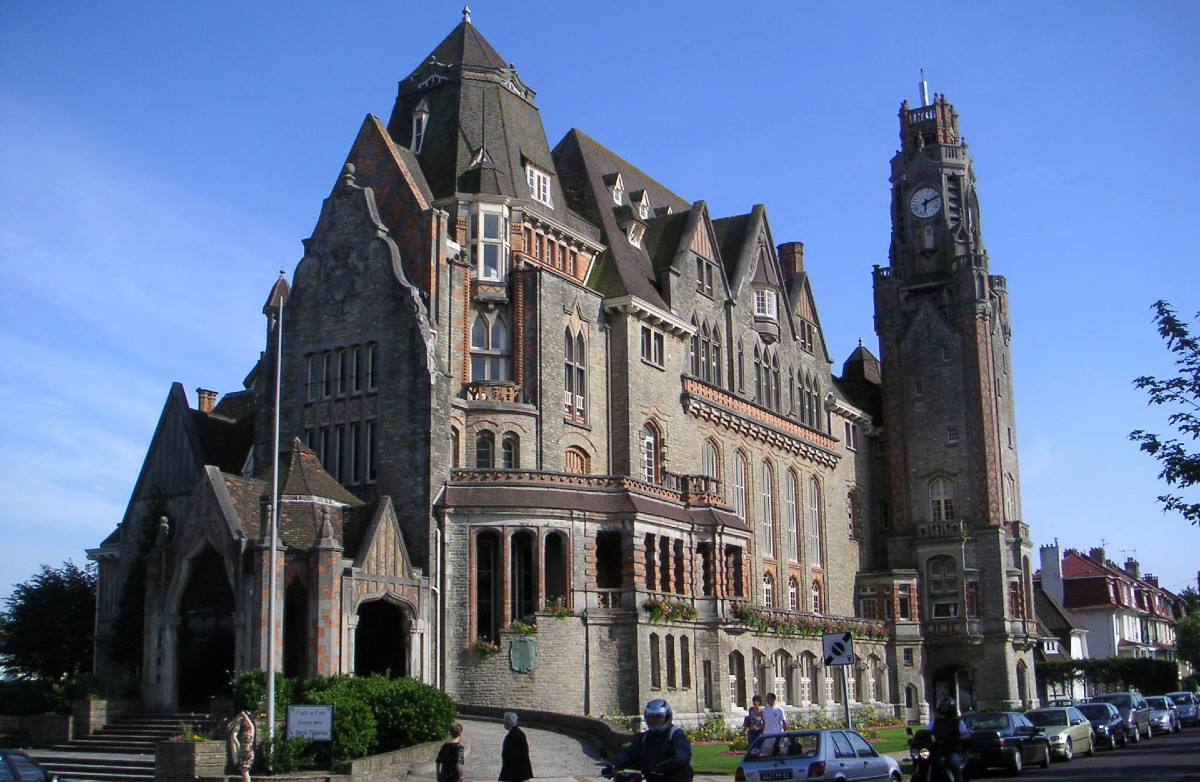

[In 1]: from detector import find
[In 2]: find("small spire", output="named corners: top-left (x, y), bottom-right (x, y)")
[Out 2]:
top-left (463, 5), bottom-right (471, 24)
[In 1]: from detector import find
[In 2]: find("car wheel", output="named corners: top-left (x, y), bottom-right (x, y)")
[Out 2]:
top-left (1062, 737), bottom-right (1073, 761)
top-left (1039, 746), bottom-right (1051, 769)
top-left (1144, 723), bottom-right (1152, 741)
top-left (1087, 734), bottom-right (1096, 757)
top-left (1008, 748), bottom-right (1023, 774)
top-left (1108, 732), bottom-right (1118, 750)
top-left (1129, 724), bottom-right (1139, 743)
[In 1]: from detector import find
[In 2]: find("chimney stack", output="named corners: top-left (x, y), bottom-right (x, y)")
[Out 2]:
top-left (1144, 574), bottom-right (1159, 588)
top-left (196, 388), bottom-right (217, 414)
top-left (777, 242), bottom-right (805, 289)
top-left (1089, 547), bottom-right (1106, 564)
top-left (1039, 543), bottom-right (1064, 604)
top-left (1124, 557), bottom-right (1141, 580)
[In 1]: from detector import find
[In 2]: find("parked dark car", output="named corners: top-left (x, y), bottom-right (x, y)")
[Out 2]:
top-left (1077, 701), bottom-right (1130, 749)
top-left (0, 750), bottom-right (58, 781)
top-left (1166, 691), bottom-right (1199, 727)
top-left (1091, 691), bottom-right (1153, 742)
top-left (961, 711), bottom-right (1052, 774)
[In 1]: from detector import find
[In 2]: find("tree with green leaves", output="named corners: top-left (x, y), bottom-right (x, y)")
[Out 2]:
top-left (1130, 300), bottom-right (1200, 526)
top-left (0, 561), bottom-right (96, 681)
top-left (1178, 612), bottom-right (1200, 673)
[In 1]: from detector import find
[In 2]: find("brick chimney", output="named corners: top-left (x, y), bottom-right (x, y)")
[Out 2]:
top-left (777, 241), bottom-right (805, 288)
top-left (196, 388), bottom-right (217, 414)
top-left (1144, 574), bottom-right (1159, 587)
top-left (1089, 546), bottom-right (1106, 564)
top-left (1123, 557), bottom-right (1141, 580)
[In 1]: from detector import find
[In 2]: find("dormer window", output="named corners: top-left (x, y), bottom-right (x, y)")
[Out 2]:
top-left (627, 222), bottom-right (644, 247)
top-left (633, 190), bottom-right (651, 220)
top-left (525, 163), bottom-right (553, 207)
top-left (611, 174), bottom-right (625, 205)
top-left (411, 99), bottom-right (430, 154)
top-left (754, 288), bottom-right (778, 319)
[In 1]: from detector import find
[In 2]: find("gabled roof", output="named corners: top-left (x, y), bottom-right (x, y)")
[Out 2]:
top-left (1034, 583), bottom-right (1087, 634)
top-left (552, 128), bottom-right (691, 307)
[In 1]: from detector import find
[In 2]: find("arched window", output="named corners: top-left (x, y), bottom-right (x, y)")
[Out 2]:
top-left (475, 431), bottom-right (495, 469)
top-left (564, 328), bottom-right (586, 423)
top-left (807, 477), bottom-right (823, 567)
top-left (732, 452), bottom-right (748, 521)
top-left (680, 636), bottom-right (692, 688)
top-left (545, 532), bottom-right (568, 606)
top-left (785, 470), bottom-right (799, 561)
top-left (927, 555), bottom-right (960, 618)
top-left (788, 576), bottom-right (799, 611)
top-left (763, 572), bottom-right (775, 607)
top-left (929, 477), bottom-right (956, 522)
top-left (666, 635), bottom-right (677, 687)
top-left (760, 461), bottom-right (775, 556)
top-left (501, 433), bottom-right (519, 469)
top-left (641, 423), bottom-right (660, 484)
top-left (475, 530), bottom-right (501, 641)
top-left (564, 446), bottom-right (589, 474)
top-left (451, 426), bottom-right (461, 468)
top-left (470, 311), bottom-right (510, 381)
top-left (702, 441), bottom-right (720, 482)
top-left (511, 530), bottom-right (537, 623)
top-left (812, 579), bottom-right (823, 614)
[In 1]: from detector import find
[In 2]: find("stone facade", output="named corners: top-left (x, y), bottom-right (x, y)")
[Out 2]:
top-left (89, 13), bottom-right (1034, 720)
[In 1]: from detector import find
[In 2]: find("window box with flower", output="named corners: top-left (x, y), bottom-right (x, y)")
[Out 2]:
top-left (471, 638), bottom-right (502, 658)
top-left (641, 597), bottom-right (698, 622)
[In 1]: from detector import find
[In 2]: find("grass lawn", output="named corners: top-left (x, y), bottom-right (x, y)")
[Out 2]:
top-left (690, 726), bottom-right (913, 775)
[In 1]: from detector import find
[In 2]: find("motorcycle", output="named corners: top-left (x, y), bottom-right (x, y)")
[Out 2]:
top-left (904, 728), bottom-right (965, 782)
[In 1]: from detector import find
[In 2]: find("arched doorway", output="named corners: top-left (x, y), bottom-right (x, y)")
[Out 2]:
top-left (177, 547), bottom-right (235, 709)
top-left (354, 598), bottom-right (409, 677)
top-left (931, 664), bottom-right (976, 713)
top-left (284, 579), bottom-right (309, 679)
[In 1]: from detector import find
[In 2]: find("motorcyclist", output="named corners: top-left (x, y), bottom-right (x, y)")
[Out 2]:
top-left (603, 699), bottom-right (693, 782)
top-left (925, 697), bottom-right (970, 782)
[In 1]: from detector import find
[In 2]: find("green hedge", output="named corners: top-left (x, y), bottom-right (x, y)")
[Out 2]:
top-left (231, 671), bottom-right (456, 769)
top-left (1036, 657), bottom-right (1179, 694)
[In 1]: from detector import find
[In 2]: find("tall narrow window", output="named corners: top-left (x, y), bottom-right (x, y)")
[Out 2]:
top-left (929, 477), bottom-right (956, 522)
top-left (564, 446), bottom-right (589, 475)
top-left (788, 577), bottom-right (799, 611)
top-left (732, 453), bottom-right (748, 521)
top-left (760, 461), bottom-right (775, 557)
top-left (665, 635), bottom-right (676, 687)
top-left (501, 433), bottom-right (519, 469)
top-left (411, 99), bottom-right (429, 153)
top-left (763, 573), bottom-right (775, 607)
top-left (808, 477), bottom-right (823, 568)
top-left (564, 328), bottom-right (586, 422)
top-left (812, 580), bottom-right (823, 614)
top-left (475, 432), bottom-right (495, 469)
top-left (785, 471), bottom-right (799, 562)
top-left (526, 164), bottom-right (553, 206)
top-left (645, 534), bottom-right (657, 590)
top-left (475, 531), bottom-right (501, 642)
top-left (471, 311), bottom-right (511, 381)
top-left (928, 556), bottom-right (960, 618)
top-left (680, 636), bottom-right (692, 688)
top-left (469, 205), bottom-right (510, 281)
top-left (641, 423), bottom-right (660, 484)
top-left (511, 531), bottom-right (536, 623)
top-left (650, 634), bottom-right (661, 688)
top-left (702, 441), bottom-right (720, 482)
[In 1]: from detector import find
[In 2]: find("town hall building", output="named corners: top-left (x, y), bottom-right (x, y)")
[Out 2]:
top-left (89, 11), bottom-right (1039, 722)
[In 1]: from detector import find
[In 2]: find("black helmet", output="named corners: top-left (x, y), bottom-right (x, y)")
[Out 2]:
top-left (937, 697), bottom-right (956, 717)
top-left (644, 698), bottom-right (672, 733)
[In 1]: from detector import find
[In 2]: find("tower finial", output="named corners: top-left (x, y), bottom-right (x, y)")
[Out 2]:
top-left (463, 6), bottom-right (471, 24)
top-left (919, 68), bottom-right (930, 107)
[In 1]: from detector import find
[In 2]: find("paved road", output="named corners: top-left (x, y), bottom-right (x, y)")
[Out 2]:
top-left (445, 717), bottom-right (734, 782)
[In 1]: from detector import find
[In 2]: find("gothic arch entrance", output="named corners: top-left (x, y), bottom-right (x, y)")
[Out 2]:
top-left (931, 664), bottom-right (976, 713)
top-left (176, 547), bottom-right (235, 709)
top-left (354, 597), bottom-right (409, 677)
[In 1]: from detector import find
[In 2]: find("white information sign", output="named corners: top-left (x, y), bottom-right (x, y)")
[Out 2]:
top-left (287, 705), bottom-right (334, 741)
top-left (822, 631), bottom-right (855, 667)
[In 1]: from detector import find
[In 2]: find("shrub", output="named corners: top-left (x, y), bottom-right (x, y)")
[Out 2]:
top-left (231, 669), bottom-right (295, 716)
top-left (297, 676), bottom-right (378, 763)
top-left (363, 675), bottom-right (456, 751)
top-left (687, 715), bottom-right (738, 743)
top-left (0, 680), bottom-right (64, 715)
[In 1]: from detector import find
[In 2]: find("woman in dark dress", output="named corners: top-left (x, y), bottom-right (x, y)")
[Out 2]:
top-left (437, 722), bottom-right (466, 782)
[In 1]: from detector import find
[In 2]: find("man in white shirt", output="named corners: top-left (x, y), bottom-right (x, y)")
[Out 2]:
top-left (762, 692), bottom-right (787, 735)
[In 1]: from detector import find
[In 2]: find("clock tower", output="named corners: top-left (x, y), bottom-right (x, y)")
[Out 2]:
top-left (873, 85), bottom-right (1038, 710)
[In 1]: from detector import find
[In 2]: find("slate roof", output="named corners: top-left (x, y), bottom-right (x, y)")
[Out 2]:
top-left (553, 129), bottom-right (692, 307)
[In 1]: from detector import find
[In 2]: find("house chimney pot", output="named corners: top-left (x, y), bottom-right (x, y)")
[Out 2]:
top-left (196, 388), bottom-right (218, 414)
top-left (777, 241), bottom-right (805, 288)
top-left (1124, 557), bottom-right (1141, 580)
top-left (1089, 547), bottom-right (1106, 564)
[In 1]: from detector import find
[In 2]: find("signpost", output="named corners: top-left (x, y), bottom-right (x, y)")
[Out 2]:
top-left (822, 632), bottom-right (855, 729)
top-left (287, 705), bottom-right (335, 769)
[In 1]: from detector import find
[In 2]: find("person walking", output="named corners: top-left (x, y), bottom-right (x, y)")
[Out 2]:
top-left (742, 695), bottom-right (765, 745)
top-left (762, 693), bottom-right (787, 735)
top-left (498, 712), bottom-right (534, 782)
top-left (437, 723), bottom-right (466, 782)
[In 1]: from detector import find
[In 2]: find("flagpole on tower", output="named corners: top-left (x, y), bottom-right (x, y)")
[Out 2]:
top-left (266, 269), bottom-right (286, 754)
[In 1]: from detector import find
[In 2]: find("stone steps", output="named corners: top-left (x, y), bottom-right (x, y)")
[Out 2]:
top-left (28, 712), bottom-right (212, 782)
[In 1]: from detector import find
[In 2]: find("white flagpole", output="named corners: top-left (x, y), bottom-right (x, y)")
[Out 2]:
top-left (266, 270), bottom-right (285, 752)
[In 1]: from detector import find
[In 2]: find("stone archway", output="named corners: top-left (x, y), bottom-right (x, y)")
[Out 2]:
top-left (354, 597), bottom-right (409, 677)
top-left (176, 547), bottom-right (235, 709)
top-left (931, 664), bottom-right (975, 713)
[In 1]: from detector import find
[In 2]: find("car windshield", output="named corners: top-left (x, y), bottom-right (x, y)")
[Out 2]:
top-left (1095, 694), bottom-right (1132, 709)
top-left (962, 714), bottom-right (1008, 730)
top-left (1168, 694), bottom-right (1192, 706)
top-left (1026, 711), bottom-right (1067, 727)
top-left (1146, 697), bottom-right (1167, 709)
top-left (1078, 704), bottom-right (1111, 720)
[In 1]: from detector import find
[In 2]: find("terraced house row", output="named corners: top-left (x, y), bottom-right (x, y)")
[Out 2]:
top-left (89, 10), bottom-right (1039, 723)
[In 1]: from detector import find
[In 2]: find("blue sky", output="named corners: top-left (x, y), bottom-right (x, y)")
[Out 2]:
top-left (1, 1), bottom-right (1197, 600)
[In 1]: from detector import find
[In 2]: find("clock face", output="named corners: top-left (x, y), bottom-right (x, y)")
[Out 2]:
top-left (909, 186), bottom-right (942, 218)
